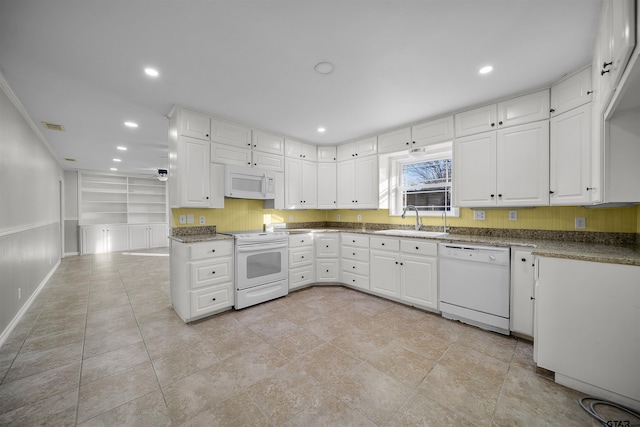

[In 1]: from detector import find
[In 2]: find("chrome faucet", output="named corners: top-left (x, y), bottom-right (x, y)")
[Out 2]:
top-left (442, 210), bottom-right (449, 233)
top-left (401, 205), bottom-right (422, 231)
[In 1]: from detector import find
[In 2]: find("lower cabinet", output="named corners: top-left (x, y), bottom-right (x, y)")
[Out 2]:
top-left (288, 233), bottom-right (315, 290)
top-left (510, 247), bottom-right (535, 337)
top-left (129, 224), bottom-right (169, 250)
top-left (170, 239), bottom-right (234, 322)
top-left (340, 233), bottom-right (370, 291)
top-left (370, 237), bottom-right (438, 311)
top-left (81, 223), bottom-right (168, 254)
top-left (315, 233), bottom-right (340, 282)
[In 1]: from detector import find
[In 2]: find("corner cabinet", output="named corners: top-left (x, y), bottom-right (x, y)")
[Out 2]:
top-left (170, 239), bottom-right (234, 322)
top-left (336, 156), bottom-right (378, 209)
top-left (284, 158), bottom-right (318, 209)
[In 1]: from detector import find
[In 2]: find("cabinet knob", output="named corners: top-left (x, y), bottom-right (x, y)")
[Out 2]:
top-left (412, 141), bottom-right (416, 144)
top-left (491, 123), bottom-right (495, 127)
top-left (400, 262), bottom-right (403, 266)
top-left (405, 142), bottom-right (409, 145)
top-left (550, 108), bottom-right (555, 113)
top-left (326, 245), bottom-right (329, 248)
top-left (498, 121), bottom-right (503, 125)
top-left (381, 242), bottom-right (385, 245)
top-left (586, 187), bottom-right (595, 191)
top-left (205, 196), bottom-right (209, 199)
top-left (212, 249), bottom-right (216, 252)
top-left (211, 271), bottom-right (216, 274)
top-left (301, 256), bottom-right (304, 259)
top-left (498, 194), bottom-right (502, 198)
top-left (587, 90), bottom-right (593, 95)
top-left (395, 261), bottom-right (398, 264)
top-left (352, 265), bottom-right (356, 268)
top-left (521, 258), bottom-right (527, 262)
top-left (601, 69), bottom-right (610, 76)
top-left (206, 134), bottom-right (210, 138)
top-left (549, 190), bottom-right (555, 195)
top-left (602, 61), bottom-right (612, 69)
top-left (301, 276), bottom-right (305, 279)
top-left (416, 246), bottom-right (419, 250)
top-left (530, 296), bottom-right (535, 300)
top-left (212, 297), bottom-right (216, 301)
top-left (326, 269), bottom-right (329, 272)
top-left (247, 162), bottom-right (251, 165)
top-left (490, 194), bottom-right (495, 198)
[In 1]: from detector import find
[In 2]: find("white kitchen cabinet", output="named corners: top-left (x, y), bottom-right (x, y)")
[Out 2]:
top-left (341, 233), bottom-right (370, 291)
top-left (170, 136), bottom-right (211, 208)
top-left (211, 142), bottom-right (252, 166)
top-left (170, 239), bottom-right (234, 322)
top-left (550, 67), bottom-right (593, 117)
top-left (81, 225), bottom-right (129, 254)
top-left (454, 90), bottom-right (550, 137)
top-left (178, 109), bottom-right (211, 141)
top-left (454, 121), bottom-right (549, 207)
top-left (317, 146), bottom-right (337, 162)
top-left (285, 139), bottom-right (318, 161)
top-left (336, 156), bottom-right (378, 209)
top-left (129, 224), bottom-right (169, 250)
top-left (370, 237), bottom-right (401, 298)
top-left (510, 247), bottom-right (535, 337)
top-left (289, 234), bottom-right (314, 290)
top-left (317, 162), bottom-right (337, 209)
top-left (606, 110), bottom-right (640, 203)
top-left (284, 158), bottom-right (317, 209)
top-left (550, 103), bottom-right (593, 205)
top-left (252, 130), bottom-right (285, 155)
top-left (336, 136), bottom-right (377, 161)
top-left (252, 150), bottom-right (284, 171)
top-left (315, 233), bottom-right (340, 283)
top-left (535, 257), bottom-right (640, 409)
top-left (412, 116), bottom-right (455, 147)
top-left (377, 127), bottom-right (412, 154)
top-left (210, 118), bottom-right (252, 149)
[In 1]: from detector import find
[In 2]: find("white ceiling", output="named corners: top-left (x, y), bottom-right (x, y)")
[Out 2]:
top-left (0, 0), bottom-right (601, 176)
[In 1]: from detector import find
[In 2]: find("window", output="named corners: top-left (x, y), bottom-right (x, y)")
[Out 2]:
top-left (384, 141), bottom-right (458, 217)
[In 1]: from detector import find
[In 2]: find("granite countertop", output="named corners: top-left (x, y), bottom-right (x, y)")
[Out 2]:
top-left (168, 233), bottom-right (234, 243)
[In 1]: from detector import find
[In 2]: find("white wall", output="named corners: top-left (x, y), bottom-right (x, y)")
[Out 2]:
top-left (0, 73), bottom-right (63, 344)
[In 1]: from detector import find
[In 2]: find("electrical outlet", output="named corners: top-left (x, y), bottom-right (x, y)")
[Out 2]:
top-left (336, 214), bottom-right (340, 221)
top-left (199, 216), bottom-right (205, 225)
top-left (179, 214), bottom-right (186, 224)
top-left (357, 215), bottom-right (362, 221)
top-left (187, 214), bottom-right (194, 224)
top-left (289, 215), bottom-right (293, 222)
top-left (509, 210), bottom-right (518, 221)
top-left (575, 217), bottom-right (586, 229)
top-left (473, 210), bottom-right (486, 221)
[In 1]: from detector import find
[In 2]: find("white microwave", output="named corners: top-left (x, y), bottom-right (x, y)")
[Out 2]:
top-left (224, 164), bottom-right (277, 200)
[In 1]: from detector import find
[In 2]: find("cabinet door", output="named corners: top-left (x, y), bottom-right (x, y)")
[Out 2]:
top-left (180, 110), bottom-right (210, 140)
top-left (511, 248), bottom-right (535, 336)
top-left (354, 156), bottom-right (378, 209)
top-left (496, 121), bottom-right (550, 207)
top-left (317, 162), bottom-right (337, 209)
top-left (301, 142), bottom-right (318, 162)
top-left (252, 131), bottom-right (284, 155)
top-left (378, 127), bottom-right (412, 154)
top-left (284, 158), bottom-right (302, 209)
top-left (316, 259), bottom-right (339, 282)
top-left (252, 151), bottom-right (284, 171)
top-left (336, 160), bottom-right (356, 208)
top-left (609, 0), bottom-right (636, 91)
top-left (301, 160), bottom-right (318, 208)
top-left (401, 254), bottom-right (438, 311)
top-left (128, 225), bottom-right (149, 250)
top-left (180, 137), bottom-right (211, 207)
top-left (370, 250), bottom-right (400, 298)
top-left (550, 103), bottom-right (591, 205)
top-left (315, 234), bottom-right (339, 257)
top-left (455, 104), bottom-right (497, 137)
top-left (317, 146), bottom-right (336, 162)
top-left (412, 116), bottom-right (454, 147)
top-left (284, 139), bottom-right (302, 158)
top-left (211, 142), bottom-right (251, 166)
top-left (106, 225), bottom-right (129, 253)
top-left (336, 142), bottom-right (355, 162)
top-left (82, 226), bottom-right (105, 254)
top-left (149, 224), bottom-right (168, 248)
top-left (210, 118), bottom-right (251, 148)
top-left (496, 89), bottom-right (550, 128)
top-left (551, 67), bottom-right (593, 117)
top-left (453, 132), bottom-right (497, 207)
top-left (354, 136), bottom-right (378, 157)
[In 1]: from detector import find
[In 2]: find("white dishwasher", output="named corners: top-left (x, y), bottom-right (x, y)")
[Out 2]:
top-left (439, 243), bottom-right (511, 335)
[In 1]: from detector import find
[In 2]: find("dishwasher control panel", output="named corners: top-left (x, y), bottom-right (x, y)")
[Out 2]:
top-left (439, 243), bottom-right (510, 265)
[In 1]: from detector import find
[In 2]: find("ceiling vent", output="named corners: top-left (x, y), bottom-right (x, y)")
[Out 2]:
top-left (42, 122), bottom-right (65, 131)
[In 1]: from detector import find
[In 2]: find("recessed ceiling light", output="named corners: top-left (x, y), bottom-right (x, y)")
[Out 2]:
top-left (113, 158), bottom-right (122, 162)
top-left (314, 62), bottom-right (334, 74)
top-left (479, 65), bottom-right (494, 74)
top-left (110, 168), bottom-right (118, 171)
top-left (124, 121), bottom-right (138, 128)
top-left (117, 146), bottom-right (127, 151)
top-left (144, 67), bottom-right (159, 77)
top-left (317, 127), bottom-right (326, 133)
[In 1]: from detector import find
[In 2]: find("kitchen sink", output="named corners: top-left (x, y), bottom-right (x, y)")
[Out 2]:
top-left (372, 229), bottom-right (448, 238)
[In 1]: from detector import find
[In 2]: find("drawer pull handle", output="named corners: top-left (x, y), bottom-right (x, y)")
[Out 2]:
top-left (416, 246), bottom-right (419, 250)
top-left (211, 249), bottom-right (216, 253)
top-left (352, 266), bottom-right (356, 269)
top-left (212, 297), bottom-right (216, 301)
top-left (326, 245), bottom-right (329, 248)
top-left (212, 271), bottom-right (216, 274)
top-left (353, 253), bottom-right (356, 256)
top-left (301, 256), bottom-right (304, 259)
top-left (326, 269), bottom-right (329, 272)
top-left (381, 243), bottom-right (385, 246)
top-left (352, 279), bottom-right (356, 282)
top-left (301, 276), bottom-right (305, 279)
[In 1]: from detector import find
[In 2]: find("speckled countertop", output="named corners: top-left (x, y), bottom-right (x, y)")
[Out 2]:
top-left (169, 225), bottom-right (235, 244)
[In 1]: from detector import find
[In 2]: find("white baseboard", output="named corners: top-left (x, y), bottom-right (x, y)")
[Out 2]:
top-left (0, 260), bottom-right (61, 349)
top-left (555, 373), bottom-right (640, 412)
top-left (64, 252), bottom-right (79, 257)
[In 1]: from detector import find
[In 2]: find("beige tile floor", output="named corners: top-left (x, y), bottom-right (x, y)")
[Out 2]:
top-left (0, 249), bottom-right (629, 426)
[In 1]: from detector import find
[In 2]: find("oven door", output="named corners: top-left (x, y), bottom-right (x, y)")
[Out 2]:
top-left (236, 241), bottom-right (288, 289)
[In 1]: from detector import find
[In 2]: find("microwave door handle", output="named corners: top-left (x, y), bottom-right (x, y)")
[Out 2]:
top-left (262, 173), bottom-right (267, 197)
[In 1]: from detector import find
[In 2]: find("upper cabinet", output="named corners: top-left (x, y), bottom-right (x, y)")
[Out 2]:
top-left (378, 116), bottom-right (454, 154)
top-left (285, 139), bottom-right (318, 161)
top-left (210, 118), bottom-right (252, 149)
top-left (317, 146), bottom-right (337, 162)
top-left (252, 130), bottom-right (285, 155)
top-left (550, 67), bottom-right (593, 117)
top-left (336, 136), bottom-right (377, 161)
top-left (178, 110), bottom-right (211, 141)
top-left (454, 89), bottom-right (550, 138)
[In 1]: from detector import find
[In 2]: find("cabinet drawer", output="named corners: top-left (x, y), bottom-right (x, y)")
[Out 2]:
top-left (317, 259), bottom-right (339, 282)
top-left (189, 257), bottom-right (233, 289)
top-left (400, 240), bottom-right (438, 257)
top-left (288, 234), bottom-right (314, 247)
top-left (189, 240), bottom-right (233, 261)
top-left (341, 271), bottom-right (369, 291)
top-left (289, 247), bottom-right (314, 268)
top-left (341, 246), bottom-right (369, 262)
top-left (289, 265), bottom-right (315, 289)
top-left (190, 285), bottom-right (233, 318)
top-left (341, 259), bottom-right (369, 276)
top-left (315, 234), bottom-right (340, 257)
top-left (341, 234), bottom-right (369, 248)
top-left (370, 237), bottom-right (400, 251)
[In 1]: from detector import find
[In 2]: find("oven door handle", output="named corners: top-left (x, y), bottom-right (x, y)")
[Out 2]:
top-left (237, 241), bottom-right (288, 253)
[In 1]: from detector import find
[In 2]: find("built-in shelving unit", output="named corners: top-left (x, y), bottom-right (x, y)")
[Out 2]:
top-left (79, 172), bottom-right (168, 225)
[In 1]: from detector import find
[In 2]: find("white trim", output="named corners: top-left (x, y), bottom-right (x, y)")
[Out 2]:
top-left (0, 260), bottom-right (61, 349)
top-left (0, 70), bottom-right (62, 168)
top-left (0, 220), bottom-right (60, 238)
top-left (64, 252), bottom-right (80, 257)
